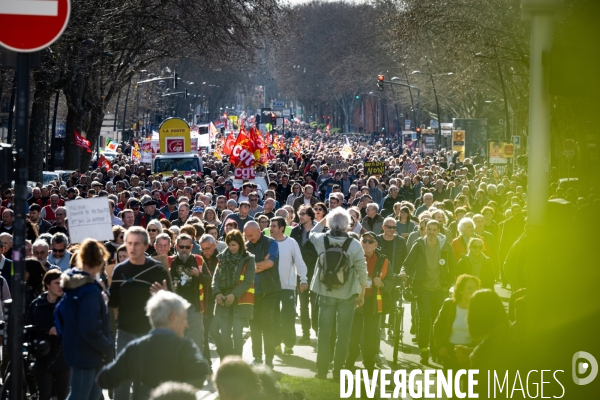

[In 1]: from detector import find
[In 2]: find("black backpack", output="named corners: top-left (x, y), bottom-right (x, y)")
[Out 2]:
top-left (318, 234), bottom-right (354, 290)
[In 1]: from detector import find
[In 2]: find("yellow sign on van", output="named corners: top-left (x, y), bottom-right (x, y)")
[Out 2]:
top-left (159, 118), bottom-right (191, 154)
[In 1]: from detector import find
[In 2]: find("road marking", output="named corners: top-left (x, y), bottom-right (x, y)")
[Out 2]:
top-left (0, 0), bottom-right (58, 16)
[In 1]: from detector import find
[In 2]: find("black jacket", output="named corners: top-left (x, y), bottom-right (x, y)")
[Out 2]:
top-left (376, 234), bottom-right (408, 275)
top-left (290, 225), bottom-right (319, 282)
top-left (381, 195), bottom-right (404, 217)
top-left (97, 328), bottom-right (209, 400)
top-left (433, 298), bottom-right (462, 352)
top-left (26, 293), bottom-right (69, 370)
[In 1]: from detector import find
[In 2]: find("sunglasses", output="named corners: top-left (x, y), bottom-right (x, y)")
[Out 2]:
top-left (298, 212), bottom-right (306, 216)
top-left (52, 248), bottom-right (66, 253)
top-left (384, 225), bottom-right (396, 229)
top-left (118, 236), bottom-right (124, 240)
top-left (178, 245), bottom-right (191, 250)
top-left (314, 208), bottom-right (323, 211)
top-left (362, 239), bottom-right (376, 245)
top-left (147, 229), bottom-right (158, 233)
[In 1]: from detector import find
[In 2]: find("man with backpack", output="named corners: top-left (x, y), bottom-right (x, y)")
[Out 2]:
top-left (309, 207), bottom-right (367, 380)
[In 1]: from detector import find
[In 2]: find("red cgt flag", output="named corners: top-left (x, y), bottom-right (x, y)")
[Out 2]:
top-left (228, 126), bottom-right (256, 169)
top-left (223, 133), bottom-right (236, 155)
top-left (98, 154), bottom-right (112, 169)
top-left (249, 127), bottom-right (269, 166)
top-left (74, 130), bottom-right (92, 153)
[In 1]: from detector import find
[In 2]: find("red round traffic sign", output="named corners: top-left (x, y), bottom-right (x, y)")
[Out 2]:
top-left (0, 0), bottom-right (70, 52)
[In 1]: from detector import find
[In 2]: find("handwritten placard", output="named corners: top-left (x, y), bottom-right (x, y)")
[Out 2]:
top-left (364, 161), bottom-right (385, 176)
top-left (65, 197), bottom-right (114, 244)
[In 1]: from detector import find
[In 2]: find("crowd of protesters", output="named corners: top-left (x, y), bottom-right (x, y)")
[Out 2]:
top-left (0, 124), bottom-right (595, 398)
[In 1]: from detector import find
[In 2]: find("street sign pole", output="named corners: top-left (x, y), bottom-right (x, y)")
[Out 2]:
top-left (0, 3), bottom-right (70, 398)
top-left (10, 51), bottom-right (30, 400)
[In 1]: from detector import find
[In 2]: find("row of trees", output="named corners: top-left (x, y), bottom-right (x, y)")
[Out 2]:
top-left (267, 0), bottom-right (531, 138)
top-left (1, 0), bottom-right (289, 180)
top-left (2, 0), bottom-right (597, 181)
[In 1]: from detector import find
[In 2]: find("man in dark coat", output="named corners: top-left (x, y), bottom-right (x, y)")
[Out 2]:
top-left (97, 290), bottom-right (209, 400)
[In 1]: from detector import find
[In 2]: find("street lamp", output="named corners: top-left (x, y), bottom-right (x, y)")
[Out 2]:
top-left (474, 50), bottom-right (511, 141)
top-left (391, 76), bottom-right (417, 129)
top-left (412, 64), bottom-right (453, 149)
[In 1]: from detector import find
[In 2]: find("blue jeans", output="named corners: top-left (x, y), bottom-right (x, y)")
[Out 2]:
top-left (114, 329), bottom-right (142, 400)
top-left (66, 367), bottom-right (100, 400)
top-left (273, 289), bottom-right (297, 348)
top-left (316, 294), bottom-right (357, 376)
top-left (416, 289), bottom-right (447, 351)
top-left (212, 311), bottom-right (247, 357)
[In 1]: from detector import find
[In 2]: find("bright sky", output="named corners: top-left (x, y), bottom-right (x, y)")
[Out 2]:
top-left (285, 0), bottom-right (366, 4)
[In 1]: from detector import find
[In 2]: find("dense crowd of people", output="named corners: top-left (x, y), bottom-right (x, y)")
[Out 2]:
top-left (0, 126), bottom-right (592, 399)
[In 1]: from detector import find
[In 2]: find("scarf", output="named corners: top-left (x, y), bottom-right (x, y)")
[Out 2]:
top-left (216, 249), bottom-right (243, 293)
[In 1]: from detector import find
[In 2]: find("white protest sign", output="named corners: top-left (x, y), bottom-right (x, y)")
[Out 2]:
top-left (65, 197), bottom-right (114, 244)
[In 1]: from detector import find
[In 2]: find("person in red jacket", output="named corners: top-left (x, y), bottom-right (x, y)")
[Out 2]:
top-left (40, 194), bottom-right (61, 223)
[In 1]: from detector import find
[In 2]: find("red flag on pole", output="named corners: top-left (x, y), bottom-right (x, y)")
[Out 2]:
top-left (74, 130), bottom-right (92, 153)
top-left (291, 136), bottom-right (302, 157)
top-left (228, 126), bottom-right (255, 169)
top-left (223, 133), bottom-right (236, 155)
top-left (249, 127), bottom-right (269, 166)
top-left (98, 154), bottom-right (112, 169)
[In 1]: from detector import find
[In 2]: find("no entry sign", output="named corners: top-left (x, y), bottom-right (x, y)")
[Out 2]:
top-left (0, 0), bottom-right (71, 52)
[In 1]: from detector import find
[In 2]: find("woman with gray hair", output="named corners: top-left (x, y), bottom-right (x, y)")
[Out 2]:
top-left (451, 217), bottom-right (485, 261)
top-left (146, 220), bottom-right (164, 257)
top-left (97, 290), bottom-right (210, 399)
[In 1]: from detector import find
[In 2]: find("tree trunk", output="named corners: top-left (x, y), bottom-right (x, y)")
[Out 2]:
top-left (28, 70), bottom-right (52, 181)
top-left (64, 105), bottom-right (85, 170)
top-left (79, 103), bottom-right (104, 169)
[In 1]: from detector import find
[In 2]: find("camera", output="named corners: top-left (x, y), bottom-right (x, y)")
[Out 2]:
top-left (24, 325), bottom-right (50, 358)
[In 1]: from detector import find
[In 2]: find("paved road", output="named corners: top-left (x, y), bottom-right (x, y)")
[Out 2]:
top-left (112, 283), bottom-right (510, 399)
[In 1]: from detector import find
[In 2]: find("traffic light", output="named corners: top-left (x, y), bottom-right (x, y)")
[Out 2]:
top-left (416, 127), bottom-right (422, 140)
top-left (256, 114), bottom-right (261, 124)
top-left (381, 125), bottom-right (385, 132)
top-left (270, 112), bottom-right (276, 125)
top-left (173, 71), bottom-right (178, 89)
top-left (355, 93), bottom-right (360, 99)
top-left (377, 75), bottom-right (384, 91)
